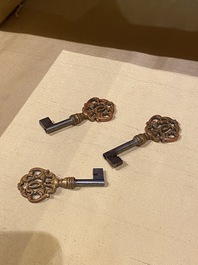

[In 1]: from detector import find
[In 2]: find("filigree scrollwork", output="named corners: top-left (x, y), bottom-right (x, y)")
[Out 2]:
top-left (145, 115), bottom-right (180, 143)
top-left (82, 97), bottom-right (114, 122)
top-left (18, 168), bottom-right (58, 203)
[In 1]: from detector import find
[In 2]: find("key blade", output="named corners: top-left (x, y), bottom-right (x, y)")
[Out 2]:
top-left (93, 168), bottom-right (104, 180)
top-left (75, 168), bottom-right (105, 187)
top-left (103, 152), bottom-right (123, 168)
top-left (39, 116), bottom-right (74, 134)
top-left (39, 117), bottom-right (53, 133)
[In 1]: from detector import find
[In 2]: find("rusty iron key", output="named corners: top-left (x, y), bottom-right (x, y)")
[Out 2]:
top-left (103, 115), bottom-right (180, 168)
top-left (39, 97), bottom-right (115, 134)
top-left (18, 167), bottom-right (105, 203)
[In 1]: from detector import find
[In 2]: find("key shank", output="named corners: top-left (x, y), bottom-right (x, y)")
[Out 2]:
top-left (103, 133), bottom-right (150, 168)
top-left (39, 113), bottom-right (85, 134)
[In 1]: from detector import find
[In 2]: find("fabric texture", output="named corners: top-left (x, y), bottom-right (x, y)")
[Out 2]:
top-left (0, 50), bottom-right (198, 265)
top-left (0, 31), bottom-right (197, 136)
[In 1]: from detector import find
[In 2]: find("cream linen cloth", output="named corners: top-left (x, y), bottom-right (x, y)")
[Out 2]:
top-left (0, 51), bottom-right (198, 265)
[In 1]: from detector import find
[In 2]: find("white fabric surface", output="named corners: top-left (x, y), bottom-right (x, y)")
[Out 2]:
top-left (0, 50), bottom-right (198, 265)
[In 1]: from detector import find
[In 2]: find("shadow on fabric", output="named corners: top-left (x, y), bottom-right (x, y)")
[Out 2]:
top-left (0, 231), bottom-right (63, 265)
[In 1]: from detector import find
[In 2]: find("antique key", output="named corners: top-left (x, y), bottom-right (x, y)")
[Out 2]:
top-left (18, 167), bottom-right (105, 203)
top-left (103, 115), bottom-right (180, 168)
top-left (39, 97), bottom-right (115, 133)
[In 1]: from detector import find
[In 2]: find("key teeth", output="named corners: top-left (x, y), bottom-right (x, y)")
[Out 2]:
top-left (93, 168), bottom-right (104, 180)
top-left (103, 152), bottom-right (123, 168)
top-left (39, 117), bottom-right (53, 132)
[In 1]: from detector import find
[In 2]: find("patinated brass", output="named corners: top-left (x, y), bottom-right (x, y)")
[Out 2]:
top-left (103, 115), bottom-right (180, 168)
top-left (39, 97), bottom-right (115, 133)
top-left (82, 97), bottom-right (114, 122)
top-left (145, 115), bottom-right (180, 143)
top-left (18, 167), bottom-right (105, 203)
top-left (18, 168), bottom-right (73, 203)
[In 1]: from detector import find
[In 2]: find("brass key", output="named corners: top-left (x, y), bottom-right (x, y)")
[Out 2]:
top-left (39, 97), bottom-right (115, 133)
top-left (103, 115), bottom-right (180, 168)
top-left (18, 167), bottom-right (105, 203)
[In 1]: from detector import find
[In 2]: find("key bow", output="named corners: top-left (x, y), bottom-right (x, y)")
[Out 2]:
top-left (145, 115), bottom-right (180, 143)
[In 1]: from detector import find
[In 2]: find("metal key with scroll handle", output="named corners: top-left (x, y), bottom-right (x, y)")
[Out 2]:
top-left (18, 167), bottom-right (105, 203)
top-left (103, 115), bottom-right (180, 168)
top-left (39, 97), bottom-right (115, 134)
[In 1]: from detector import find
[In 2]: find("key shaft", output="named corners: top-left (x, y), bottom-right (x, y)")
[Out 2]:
top-left (75, 168), bottom-right (104, 187)
top-left (75, 179), bottom-right (104, 186)
top-left (39, 113), bottom-right (85, 134)
top-left (103, 133), bottom-right (149, 167)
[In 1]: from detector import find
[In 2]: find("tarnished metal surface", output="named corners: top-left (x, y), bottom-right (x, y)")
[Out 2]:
top-left (82, 97), bottom-right (114, 122)
top-left (103, 115), bottom-right (180, 168)
top-left (145, 115), bottom-right (180, 143)
top-left (18, 168), bottom-right (105, 203)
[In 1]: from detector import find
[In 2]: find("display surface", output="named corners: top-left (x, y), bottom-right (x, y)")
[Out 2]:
top-left (0, 51), bottom-right (197, 265)
top-left (39, 97), bottom-right (115, 133)
top-left (103, 114), bottom-right (180, 167)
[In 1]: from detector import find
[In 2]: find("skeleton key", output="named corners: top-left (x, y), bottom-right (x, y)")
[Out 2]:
top-left (18, 167), bottom-right (105, 203)
top-left (103, 115), bottom-right (180, 168)
top-left (39, 97), bottom-right (115, 134)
